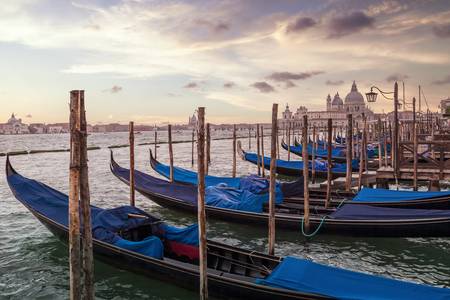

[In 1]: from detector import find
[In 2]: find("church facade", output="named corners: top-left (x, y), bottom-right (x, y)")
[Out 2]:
top-left (0, 114), bottom-right (30, 134)
top-left (280, 81), bottom-right (375, 128)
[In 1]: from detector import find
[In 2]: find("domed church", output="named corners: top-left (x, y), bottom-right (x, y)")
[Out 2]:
top-left (281, 81), bottom-right (374, 127)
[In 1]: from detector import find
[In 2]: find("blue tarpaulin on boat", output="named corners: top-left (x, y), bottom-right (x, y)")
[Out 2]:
top-left (352, 188), bottom-right (450, 203)
top-left (153, 159), bottom-right (241, 187)
top-left (159, 223), bottom-right (199, 246)
top-left (205, 185), bottom-right (269, 213)
top-left (152, 158), bottom-right (284, 201)
top-left (256, 256), bottom-right (450, 300)
top-left (243, 152), bottom-right (349, 173)
top-left (6, 170), bottom-right (197, 259)
top-left (330, 204), bottom-right (450, 220)
top-left (112, 158), bottom-right (278, 212)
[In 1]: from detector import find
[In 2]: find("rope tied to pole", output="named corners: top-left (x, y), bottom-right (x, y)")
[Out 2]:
top-left (300, 215), bottom-right (327, 238)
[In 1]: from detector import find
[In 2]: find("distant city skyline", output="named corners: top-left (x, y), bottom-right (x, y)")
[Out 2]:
top-left (1, 0), bottom-right (450, 124)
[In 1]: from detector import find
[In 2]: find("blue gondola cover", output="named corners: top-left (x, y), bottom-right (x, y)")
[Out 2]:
top-left (256, 256), bottom-right (450, 299)
top-left (330, 204), bottom-right (450, 220)
top-left (352, 188), bottom-right (450, 203)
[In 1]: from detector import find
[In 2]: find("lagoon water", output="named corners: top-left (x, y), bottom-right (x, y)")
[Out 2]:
top-left (1, 131), bottom-right (449, 299)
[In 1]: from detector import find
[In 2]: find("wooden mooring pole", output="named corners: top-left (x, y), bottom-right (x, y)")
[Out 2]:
top-left (256, 124), bottom-right (261, 176)
top-left (413, 97), bottom-right (418, 191)
top-left (206, 123), bottom-right (211, 168)
top-left (168, 124), bottom-right (174, 181)
top-left (79, 92), bottom-right (94, 300)
top-left (232, 124), bottom-right (237, 178)
top-left (69, 91), bottom-right (82, 300)
top-left (287, 122), bottom-right (291, 161)
top-left (268, 104), bottom-right (278, 255)
top-left (345, 114), bottom-right (353, 191)
top-left (358, 115), bottom-right (366, 191)
top-left (325, 119), bottom-right (332, 208)
top-left (302, 115), bottom-right (310, 233)
top-left (196, 107), bottom-right (208, 300)
top-left (248, 125), bottom-right (252, 149)
top-left (311, 126), bottom-right (316, 184)
top-left (69, 90), bottom-right (94, 300)
top-left (261, 125), bottom-right (266, 177)
top-left (154, 130), bottom-right (158, 159)
top-left (191, 129), bottom-right (195, 166)
top-left (129, 121), bottom-right (135, 206)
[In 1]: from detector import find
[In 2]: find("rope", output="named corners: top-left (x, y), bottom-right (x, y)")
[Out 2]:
top-left (301, 215), bottom-right (327, 238)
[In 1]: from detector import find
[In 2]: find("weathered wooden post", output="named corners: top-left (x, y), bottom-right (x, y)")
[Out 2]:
top-left (302, 115), bottom-right (310, 233)
top-left (261, 125), bottom-right (266, 177)
top-left (191, 129), bottom-right (195, 166)
top-left (311, 126), bottom-right (316, 184)
top-left (377, 118), bottom-right (382, 169)
top-left (196, 107), bottom-right (208, 300)
top-left (248, 125), bottom-right (251, 149)
top-left (268, 104), bottom-right (278, 255)
top-left (206, 123), bottom-right (211, 167)
top-left (69, 91), bottom-right (82, 300)
top-left (78, 91), bottom-right (94, 300)
top-left (325, 118), bottom-right (332, 208)
top-left (256, 124), bottom-right (261, 176)
top-left (232, 124), bottom-right (237, 178)
top-left (154, 129), bottom-right (158, 159)
top-left (345, 114), bottom-right (353, 191)
top-left (287, 122), bottom-right (291, 161)
top-left (276, 124), bottom-right (280, 160)
top-left (358, 115), bottom-right (367, 191)
top-left (413, 97), bottom-right (418, 191)
top-left (168, 124), bottom-right (174, 182)
top-left (129, 121), bottom-right (135, 206)
top-left (393, 82), bottom-right (399, 177)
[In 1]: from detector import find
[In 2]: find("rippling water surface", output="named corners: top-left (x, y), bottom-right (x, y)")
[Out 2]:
top-left (1, 132), bottom-right (449, 299)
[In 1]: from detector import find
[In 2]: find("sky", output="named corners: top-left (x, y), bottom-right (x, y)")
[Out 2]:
top-left (0, 0), bottom-right (449, 125)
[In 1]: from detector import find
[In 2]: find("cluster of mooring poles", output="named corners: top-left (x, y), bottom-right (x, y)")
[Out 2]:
top-left (67, 82), bottom-right (448, 299)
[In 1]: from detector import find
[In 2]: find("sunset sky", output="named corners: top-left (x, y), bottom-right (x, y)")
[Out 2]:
top-left (1, 0), bottom-right (450, 124)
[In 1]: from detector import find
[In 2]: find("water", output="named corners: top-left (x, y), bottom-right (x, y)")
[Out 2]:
top-left (1, 132), bottom-right (449, 299)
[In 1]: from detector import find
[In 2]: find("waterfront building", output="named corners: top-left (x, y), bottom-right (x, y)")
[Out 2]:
top-left (0, 113), bottom-right (30, 134)
top-left (280, 81), bottom-right (375, 128)
top-left (440, 97), bottom-right (450, 115)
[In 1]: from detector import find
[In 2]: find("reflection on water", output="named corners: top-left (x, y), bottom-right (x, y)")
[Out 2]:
top-left (0, 132), bottom-right (449, 299)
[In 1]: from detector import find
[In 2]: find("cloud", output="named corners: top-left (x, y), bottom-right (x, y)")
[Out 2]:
top-left (286, 17), bottom-right (316, 34)
top-left (250, 81), bottom-right (275, 93)
top-left (325, 80), bottom-right (344, 86)
top-left (432, 23), bottom-right (450, 38)
top-left (432, 75), bottom-right (450, 85)
top-left (194, 19), bottom-right (230, 33)
top-left (184, 82), bottom-right (198, 88)
top-left (386, 73), bottom-right (409, 82)
top-left (328, 11), bottom-right (375, 38)
top-left (266, 71), bottom-right (324, 88)
top-left (103, 85), bottom-right (123, 93)
top-left (223, 81), bottom-right (235, 88)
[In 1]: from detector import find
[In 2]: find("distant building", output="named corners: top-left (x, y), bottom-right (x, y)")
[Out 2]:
top-left (440, 97), bottom-right (450, 115)
top-left (46, 123), bottom-right (69, 134)
top-left (29, 123), bottom-right (46, 134)
top-left (0, 113), bottom-right (30, 134)
top-left (188, 112), bottom-right (197, 126)
top-left (280, 81), bottom-right (375, 128)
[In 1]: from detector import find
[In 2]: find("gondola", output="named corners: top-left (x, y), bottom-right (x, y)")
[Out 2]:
top-left (237, 142), bottom-right (348, 178)
top-left (149, 151), bottom-right (450, 210)
top-left (282, 139), bottom-right (349, 163)
top-left (111, 153), bottom-right (450, 237)
top-left (6, 157), bottom-right (450, 299)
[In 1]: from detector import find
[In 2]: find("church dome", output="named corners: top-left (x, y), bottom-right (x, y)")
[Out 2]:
top-left (332, 93), bottom-right (343, 106)
top-left (345, 81), bottom-right (364, 104)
